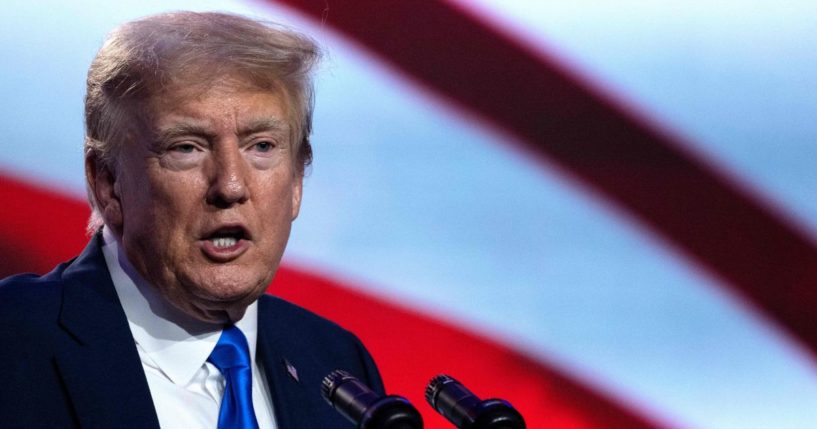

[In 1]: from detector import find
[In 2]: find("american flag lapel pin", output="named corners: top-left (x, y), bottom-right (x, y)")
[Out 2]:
top-left (283, 358), bottom-right (299, 382)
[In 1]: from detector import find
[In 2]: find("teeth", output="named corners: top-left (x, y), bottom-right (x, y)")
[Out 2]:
top-left (211, 237), bottom-right (237, 249)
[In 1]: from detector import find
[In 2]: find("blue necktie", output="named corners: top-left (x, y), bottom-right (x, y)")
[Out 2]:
top-left (208, 325), bottom-right (260, 429)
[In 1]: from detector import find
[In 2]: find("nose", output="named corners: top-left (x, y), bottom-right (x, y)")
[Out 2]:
top-left (206, 144), bottom-right (249, 208)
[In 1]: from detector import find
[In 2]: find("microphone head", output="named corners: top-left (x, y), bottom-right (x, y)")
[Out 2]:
top-left (322, 370), bottom-right (424, 429)
top-left (425, 374), bottom-right (457, 408)
top-left (322, 369), bottom-right (356, 405)
top-left (425, 373), bottom-right (526, 429)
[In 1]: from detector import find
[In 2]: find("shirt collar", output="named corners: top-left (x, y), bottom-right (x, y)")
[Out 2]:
top-left (101, 228), bottom-right (259, 386)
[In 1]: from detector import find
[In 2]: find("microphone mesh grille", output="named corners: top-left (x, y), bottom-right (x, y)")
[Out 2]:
top-left (321, 369), bottom-right (353, 404)
top-left (425, 373), bottom-right (455, 406)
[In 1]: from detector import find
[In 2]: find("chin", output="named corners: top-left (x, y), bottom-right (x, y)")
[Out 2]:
top-left (198, 306), bottom-right (247, 325)
top-left (174, 286), bottom-right (257, 324)
top-left (192, 269), bottom-right (267, 301)
top-left (170, 267), bottom-right (270, 322)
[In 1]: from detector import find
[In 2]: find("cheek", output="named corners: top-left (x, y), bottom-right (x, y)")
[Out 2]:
top-left (254, 178), bottom-right (296, 235)
top-left (122, 171), bottom-right (204, 239)
top-left (268, 179), bottom-right (297, 215)
top-left (146, 166), bottom-right (204, 206)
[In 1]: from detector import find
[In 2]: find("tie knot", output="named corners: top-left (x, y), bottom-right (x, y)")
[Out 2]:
top-left (208, 325), bottom-right (252, 371)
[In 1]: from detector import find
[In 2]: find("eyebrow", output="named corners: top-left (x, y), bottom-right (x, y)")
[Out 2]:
top-left (155, 118), bottom-right (290, 143)
top-left (238, 118), bottom-right (289, 138)
top-left (155, 123), bottom-right (215, 142)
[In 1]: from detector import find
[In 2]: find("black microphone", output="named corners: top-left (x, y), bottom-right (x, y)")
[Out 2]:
top-left (322, 370), bottom-right (423, 429)
top-left (425, 374), bottom-right (525, 429)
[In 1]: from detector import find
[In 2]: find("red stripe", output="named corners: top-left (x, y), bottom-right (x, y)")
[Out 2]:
top-left (0, 176), bottom-right (671, 428)
top-left (0, 174), bottom-right (89, 277)
top-left (272, 0), bottom-right (817, 358)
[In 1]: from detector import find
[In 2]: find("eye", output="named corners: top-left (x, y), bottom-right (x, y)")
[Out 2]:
top-left (171, 143), bottom-right (198, 153)
top-left (253, 141), bottom-right (275, 152)
top-left (158, 140), bottom-right (205, 170)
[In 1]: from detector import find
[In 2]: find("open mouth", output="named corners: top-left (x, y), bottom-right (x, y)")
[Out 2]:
top-left (202, 225), bottom-right (250, 252)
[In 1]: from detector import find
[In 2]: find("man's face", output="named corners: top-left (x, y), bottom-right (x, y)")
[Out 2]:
top-left (101, 82), bottom-right (302, 323)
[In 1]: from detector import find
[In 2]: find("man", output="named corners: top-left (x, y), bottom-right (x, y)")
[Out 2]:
top-left (0, 11), bottom-right (383, 428)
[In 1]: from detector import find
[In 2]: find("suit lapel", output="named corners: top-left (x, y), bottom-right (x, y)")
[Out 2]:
top-left (55, 236), bottom-right (160, 429)
top-left (257, 296), bottom-right (320, 429)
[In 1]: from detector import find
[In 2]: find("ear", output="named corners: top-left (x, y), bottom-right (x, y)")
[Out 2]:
top-left (86, 153), bottom-right (123, 235)
top-left (291, 173), bottom-right (303, 221)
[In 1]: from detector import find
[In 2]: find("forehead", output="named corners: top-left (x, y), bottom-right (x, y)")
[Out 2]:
top-left (142, 75), bottom-right (292, 131)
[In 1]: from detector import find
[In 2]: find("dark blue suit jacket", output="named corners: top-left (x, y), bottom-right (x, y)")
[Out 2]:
top-left (0, 235), bottom-right (384, 428)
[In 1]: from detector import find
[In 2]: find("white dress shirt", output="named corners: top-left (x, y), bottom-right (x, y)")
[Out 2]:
top-left (101, 229), bottom-right (277, 429)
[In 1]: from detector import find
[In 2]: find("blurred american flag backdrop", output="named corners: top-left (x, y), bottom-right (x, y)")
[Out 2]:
top-left (2, 1), bottom-right (817, 428)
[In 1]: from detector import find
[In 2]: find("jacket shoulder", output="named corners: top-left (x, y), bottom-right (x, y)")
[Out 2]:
top-left (0, 263), bottom-right (72, 327)
top-left (261, 294), bottom-right (350, 333)
top-left (258, 294), bottom-right (385, 393)
top-left (259, 294), bottom-right (370, 354)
